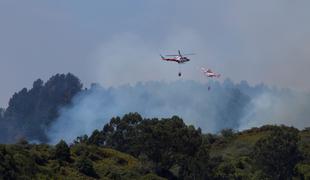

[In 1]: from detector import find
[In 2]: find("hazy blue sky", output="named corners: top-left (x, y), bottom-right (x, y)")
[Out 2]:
top-left (1, 1), bottom-right (310, 107)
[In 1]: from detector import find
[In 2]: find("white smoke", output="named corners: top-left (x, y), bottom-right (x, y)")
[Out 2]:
top-left (47, 80), bottom-right (310, 144)
top-left (47, 80), bottom-right (244, 143)
top-left (239, 91), bottom-right (310, 130)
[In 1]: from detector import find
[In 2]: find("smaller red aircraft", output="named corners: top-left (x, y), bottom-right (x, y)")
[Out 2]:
top-left (201, 67), bottom-right (221, 90)
top-left (201, 67), bottom-right (221, 78)
top-left (160, 50), bottom-right (194, 64)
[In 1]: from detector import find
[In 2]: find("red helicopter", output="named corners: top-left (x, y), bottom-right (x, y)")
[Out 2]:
top-left (201, 67), bottom-right (221, 90)
top-left (160, 50), bottom-right (194, 76)
top-left (201, 67), bottom-right (221, 78)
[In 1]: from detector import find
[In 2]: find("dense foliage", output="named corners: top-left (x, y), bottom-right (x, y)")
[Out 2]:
top-left (0, 114), bottom-right (309, 179)
top-left (252, 126), bottom-right (300, 179)
top-left (74, 155), bottom-right (97, 177)
top-left (0, 141), bottom-right (162, 179)
top-left (55, 140), bottom-right (71, 162)
top-left (73, 113), bottom-right (309, 180)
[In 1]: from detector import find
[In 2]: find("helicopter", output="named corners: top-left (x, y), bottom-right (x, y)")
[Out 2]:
top-left (201, 67), bottom-right (221, 78)
top-left (160, 50), bottom-right (194, 76)
top-left (201, 67), bottom-right (221, 90)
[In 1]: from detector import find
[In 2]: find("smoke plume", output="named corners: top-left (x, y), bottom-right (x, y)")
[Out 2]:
top-left (47, 80), bottom-right (310, 143)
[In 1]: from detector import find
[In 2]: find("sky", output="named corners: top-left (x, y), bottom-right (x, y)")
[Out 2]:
top-left (1, 0), bottom-right (310, 107)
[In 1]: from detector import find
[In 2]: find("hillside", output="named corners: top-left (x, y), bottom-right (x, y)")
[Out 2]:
top-left (208, 127), bottom-right (310, 179)
top-left (1, 114), bottom-right (309, 180)
top-left (1, 73), bottom-right (309, 145)
top-left (0, 74), bottom-right (309, 179)
top-left (0, 142), bottom-right (163, 179)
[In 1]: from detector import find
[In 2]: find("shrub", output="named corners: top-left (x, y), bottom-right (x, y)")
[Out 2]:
top-left (75, 155), bottom-right (97, 177)
top-left (55, 140), bottom-right (70, 161)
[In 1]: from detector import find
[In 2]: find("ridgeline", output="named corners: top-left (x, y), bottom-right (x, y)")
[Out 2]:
top-left (0, 114), bottom-right (309, 179)
top-left (0, 74), bottom-right (309, 179)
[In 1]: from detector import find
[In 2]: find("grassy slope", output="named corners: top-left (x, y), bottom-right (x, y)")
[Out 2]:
top-left (209, 131), bottom-right (270, 158)
top-left (0, 144), bottom-right (164, 180)
top-left (1, 129), bottom-right (309, 179)
top-left (210, 129), bottom-right (310, 158)
top-left (296, 130), bottom-right (310, 178)
top-left (209, 129), bottom-right (310, 179)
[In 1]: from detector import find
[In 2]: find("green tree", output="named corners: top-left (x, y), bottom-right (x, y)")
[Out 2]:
top-left (55, 140), bottom-right (70, 161)
top-left (2, 73), bottom-right (82, 143)
top-left (252, 127), bottom-right (300, 179)
top-left (88, 129), bottom-right (104, 146)
top-left (180, 142), bottom-right (211, 179)
top-left (213, 161), bottom-right (236, 180)
top-left (220, 128), bottom-right (235, 138)
top-left (88, 113), bottom-right (203, 179)
top-left (75, 155), bottom-right (97, 177)
top-left (0, 146), bottom-right (17, 179)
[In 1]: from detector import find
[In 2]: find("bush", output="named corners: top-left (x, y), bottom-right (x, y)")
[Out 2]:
top-left (75, 155), bottom-right (97, 177)
top-left (55, 140), bottom-right (70, 161)
top-left (220, 128), bottom-right (235, 138)
top-left (252, 128), bottom-right (300, 179)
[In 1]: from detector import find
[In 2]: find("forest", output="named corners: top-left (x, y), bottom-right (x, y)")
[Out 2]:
top-left (0, 114), bottom-right (309, 179)
top-left (0, 74), bottom-right (309, 179)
